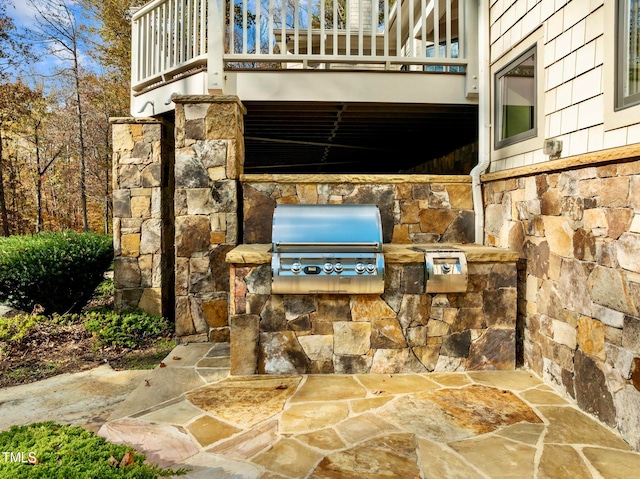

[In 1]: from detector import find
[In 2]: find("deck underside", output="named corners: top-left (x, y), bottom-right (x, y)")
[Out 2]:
top-left (134, 70), bottom-right (478, 173)
top-left (242, 100), bottom-right (478, 173)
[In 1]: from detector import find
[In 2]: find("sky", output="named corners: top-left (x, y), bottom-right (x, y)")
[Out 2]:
top-left (5, 0), bottom-right (99, 84)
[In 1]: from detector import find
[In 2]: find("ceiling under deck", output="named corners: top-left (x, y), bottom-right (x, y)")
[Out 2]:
top-left (242, 101), bottom-right (479, 174)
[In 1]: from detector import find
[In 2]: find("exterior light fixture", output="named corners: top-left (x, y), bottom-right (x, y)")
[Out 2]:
top-left (543, 138), bottom-right (563, 159)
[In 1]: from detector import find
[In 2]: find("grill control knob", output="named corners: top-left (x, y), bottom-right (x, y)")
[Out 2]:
top-left (355, 263), bottom-right (365, 274)
top-left (291, 262), bottom-right (302, 274)
top-left (365, 264), bottom-right (376, 274)
top-left (334, 262), bottom-right (343, 273)
top-left (323, 262), bottom-right (334, 274)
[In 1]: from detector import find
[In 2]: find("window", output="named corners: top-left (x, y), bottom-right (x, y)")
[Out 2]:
top-left (494, 46), bottom-right (537, 149)
top-left (617, 0), bottom-right (640, 109)
top-left (425, 40), bottom-right (464, 73)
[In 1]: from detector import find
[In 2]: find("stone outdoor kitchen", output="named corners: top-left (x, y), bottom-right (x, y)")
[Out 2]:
top-left (112, 97), bottom-right (520, 379)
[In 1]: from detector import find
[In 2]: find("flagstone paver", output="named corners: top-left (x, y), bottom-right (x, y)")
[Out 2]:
top-left (185, 376), bottom-right (300, 427)
top-left (108, 367), bottom-right (206, 419)
top-left (519, 387), bottom-right (570, 405)
top-left (252, 438), bottom-right (324, 477)
top-left (540, 406), bottom-right (633, 449)
top-left (208, 420), bottom-right (279, 459)
top-left (139, 399), bottom-right (203, 425)
top-left (176, 452), bottom-right (262, 479)
top-left (537, 445), bottom-right (593, 479)
top-left (310, 433), bottom-right (421, 478)
top-left (0, 365), bottom-right (147, 433)
top-left (355, 372), bottom-right (439, 395)
top-left (334, 412), bottom-right (400, 444)
top-left (98, 418), bottom-right (199, 468)
top-left (281, 402), bottom-right (350, 433)
top-left (293, 428), bottom-right (346, 451)
top-left (493, 423), bottom-right (545, 445)
top-left (448, 435), bottom-right (538, 479)
top-left (161, 343), bottom-right (216, 367)
top-left (349, 395), bottom-right (394, 413)
top-left (582, 447), bottom-right (640, 479)
top-left (289, 375), bottom-right (366, 402)
top-left (417, 437), bottom-right (487, 479)
top-left (186, 415), bottom-right (241, 447)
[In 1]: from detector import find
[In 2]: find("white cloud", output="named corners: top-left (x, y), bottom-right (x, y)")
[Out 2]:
top-left (7, 1), bottom-right (38, 26)
top-left (8, 1), bottom-right (83, 30)
top-left (6, 0), bottom-right (99, 79)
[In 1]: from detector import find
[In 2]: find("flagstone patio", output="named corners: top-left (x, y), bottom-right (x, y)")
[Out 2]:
top-left (98, 342), bottom-right (640, 478)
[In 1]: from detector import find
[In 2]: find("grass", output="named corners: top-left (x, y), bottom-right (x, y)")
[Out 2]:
top-left (0, 422), bottom-right (187, 478)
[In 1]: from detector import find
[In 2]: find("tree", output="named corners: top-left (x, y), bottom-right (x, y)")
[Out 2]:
top-left (77, 0), bottom-right (147, 84)
top-left (21, 92), bottom-right (65, 232)
top-left (26, 0), bottom-right (91, 232)
top-left (0, 81), bottom-right (41, 235)
top-left (0, 3), bottom-right (34, 236)
top-left (81, 72), bottom-right (126, 234)
top-left (0, 1), bottom-right (33, 80)
top-left (309, 0), bottom-right (395, 30)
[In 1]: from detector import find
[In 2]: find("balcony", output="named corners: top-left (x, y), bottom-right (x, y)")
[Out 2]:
top-left (130, 0), bottom-right (479, 117)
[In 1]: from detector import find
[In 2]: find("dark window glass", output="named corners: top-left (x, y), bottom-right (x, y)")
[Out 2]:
top-left (495, 46), bottom-right (536, 149)
top-left (617, 0), bottom-right (640, 109)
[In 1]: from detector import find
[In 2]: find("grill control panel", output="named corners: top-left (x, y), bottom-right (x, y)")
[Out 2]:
top-left (271, 251), bottom-right (384, 294)
top-left (283, 258), bottom-right (378, 275)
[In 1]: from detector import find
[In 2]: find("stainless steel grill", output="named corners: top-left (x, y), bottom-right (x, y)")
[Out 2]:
top-left (271, 204), bottom-right (385, 294)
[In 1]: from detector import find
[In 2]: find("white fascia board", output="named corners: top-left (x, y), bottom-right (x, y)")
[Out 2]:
top-left (130, 71), bottom-right (208, 117)
top-left (225, 71), bottom-right (478, 105)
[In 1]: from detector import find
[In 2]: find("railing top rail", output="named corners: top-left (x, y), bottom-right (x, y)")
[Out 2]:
top-left (131, 0), bottom-right (173, 21)
top-left (224, 54), bottom-right (468, 66)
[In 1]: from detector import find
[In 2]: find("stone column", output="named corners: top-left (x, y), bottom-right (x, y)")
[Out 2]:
top-left (111, 118), bottom-right (175, 319)
top-left (172, 95), bottom-right (246, 342)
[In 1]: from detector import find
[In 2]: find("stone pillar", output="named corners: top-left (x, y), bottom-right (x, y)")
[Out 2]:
top-left (111, 118), bottom-right (175, 319)
top-left (173, 95), bottom-right (246, 342)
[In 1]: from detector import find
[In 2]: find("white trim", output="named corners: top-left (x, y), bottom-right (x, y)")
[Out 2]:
top-left (223, 70), bottom-right (478, 104)
top-left (603, 0), bottom-right (640, 133)
top-left (130, 71), bottom-right (208, 117)
top-left (490, 27), bottom-right (545, 163)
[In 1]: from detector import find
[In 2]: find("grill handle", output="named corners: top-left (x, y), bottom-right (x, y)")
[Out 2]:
top-left (274, 241), bottom-right (382, 252)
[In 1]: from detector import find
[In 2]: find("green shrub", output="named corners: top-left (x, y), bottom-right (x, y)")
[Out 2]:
top-left (0, 314), bottom-right (46, 344)
top-left (0, 422), bottom-right (186, 478)
top-left (94, 277), bottom-right (115, 300)
top-left (83, 309), bottom-right (171, 349)
top-left (1, 309), bottom-right (171, 351)
top-left (0, 231), bottom-right (113, 314)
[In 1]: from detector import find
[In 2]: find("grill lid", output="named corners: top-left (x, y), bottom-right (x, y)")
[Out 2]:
top-left (271, 204), bottom-right (383, 252)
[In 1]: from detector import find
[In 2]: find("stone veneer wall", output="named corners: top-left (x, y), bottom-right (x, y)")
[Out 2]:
top-left (229, 261), bottom-right (517, 375)
top-left (482, 158), bottom-right (640, 449)
top-left (172, 95), bottom-right (246, 343)
top-left (111, 118), bottom-right (174, 318)
top-left (241, 175), bottom-right (474, 244)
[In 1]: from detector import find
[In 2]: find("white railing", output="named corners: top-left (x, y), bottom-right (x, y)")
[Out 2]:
top-left (132, 0), bottom-right (209, 91)
top-left (131, 0), bottom-right (475, 93)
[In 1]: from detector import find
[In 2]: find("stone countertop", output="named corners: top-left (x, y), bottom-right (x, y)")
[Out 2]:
top-left (226, 243), bottom-right (519, 264)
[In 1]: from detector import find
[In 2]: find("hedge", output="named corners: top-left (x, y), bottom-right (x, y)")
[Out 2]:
top-left (0, 231), bottom-right (113, 314)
